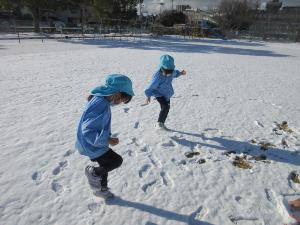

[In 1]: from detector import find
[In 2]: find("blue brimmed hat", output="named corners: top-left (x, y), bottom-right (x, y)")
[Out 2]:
top-left (159, 54), bottom-right (175, 70)
top-left (91, 74), bottom-right (134, 97)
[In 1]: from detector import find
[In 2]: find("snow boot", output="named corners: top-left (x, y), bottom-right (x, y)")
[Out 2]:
top-left (155, 122), bottom-right (169, 131)
top-left (93, 187), bottom-right (114, 199)
top-left (85, 165), bottom-right (102, 190)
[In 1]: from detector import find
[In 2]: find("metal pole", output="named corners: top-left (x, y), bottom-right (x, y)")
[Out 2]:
top-left (18, 31), bottom-right (20, 44)
top-left (139, 0), bottom-right (142, 20)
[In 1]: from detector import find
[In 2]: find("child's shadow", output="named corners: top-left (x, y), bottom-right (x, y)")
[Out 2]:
top-left (169, 128), bottom-right (300, 166)
top-left (106, 197), bottom-right (215, 225)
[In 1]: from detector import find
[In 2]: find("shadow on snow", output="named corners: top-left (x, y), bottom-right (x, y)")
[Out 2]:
top-left (61, 37), bottom-right (290, 57)
top-left (107, 197), bottom-right (215, 225)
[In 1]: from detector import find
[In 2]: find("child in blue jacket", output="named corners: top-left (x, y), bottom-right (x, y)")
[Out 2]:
top-left (76, 74), bottom-right (134, 199)
top-left (144, 54), bottom-right (186, 130)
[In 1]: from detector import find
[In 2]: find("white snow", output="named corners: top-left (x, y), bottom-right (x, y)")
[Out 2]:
top-left (0, 37), bottom-right (300, 225)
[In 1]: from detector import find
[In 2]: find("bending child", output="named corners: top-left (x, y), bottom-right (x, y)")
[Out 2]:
top-left (144, 54), bottom-right (186, 130)
top-left (76, 74), bottom-right (134, 199)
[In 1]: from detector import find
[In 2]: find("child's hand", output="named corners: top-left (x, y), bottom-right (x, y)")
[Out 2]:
top-left (181, 70), bottom-right (187, 76)
top-left (108, 137), bottom-right (119, 146)
top-left (145, 97), bottom-right (151, 104)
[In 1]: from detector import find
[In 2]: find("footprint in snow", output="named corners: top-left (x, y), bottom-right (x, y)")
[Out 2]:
top-left (123, 108), bottom-right (130, 113)
top-left (129, 137), bottom-right (139, 146)
top-left (134, 121), bottom-right (139, 129)
top-left (235, 196), bottom-right (242, 202)
top-left (32, 171), bottom-right (44, 185)
top-left (184, 151), bottom-right (200, 158)
top-left (140, 146), bottom-right (150, 153)
top-left (141, 180), bottom-right (157, 193)
top-left (139, 164), bottom-right (152, 178)
top-left (161, 140), bottom-right (175, 147)
top-left (88, 202), bottom-right (103, 213)
top-left (124, 149), bottom-right (135, 157)
top-left (160, 171), bottom-right (174, 188)
top-left (171, 158), bottom-right (189, 170)
top-left (63, 149), bottom-right (75, 157)
top-left (51, 180), bottom-right (64, 194)
top-left (52, 161), bottom-right (68, 175)
top-left (148, 154), bottom-right (162, 168)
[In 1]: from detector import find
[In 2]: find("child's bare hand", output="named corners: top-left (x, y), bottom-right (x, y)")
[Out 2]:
top-left (108, 137), bottom-right (119, 146)
top-left (145, 97), bottom-right (151, 104)
top-left (181, 70), bottom-right (187, 75)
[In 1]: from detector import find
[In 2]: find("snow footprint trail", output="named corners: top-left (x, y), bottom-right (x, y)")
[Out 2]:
top-left (50, 148), bottom-right (74, 195)
top-left (32, 147), bottom-right (74, 187)
top-left (135, 142), bottom-right (175, 193)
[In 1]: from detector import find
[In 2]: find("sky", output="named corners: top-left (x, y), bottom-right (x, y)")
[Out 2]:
top-left (141, 0), bottom-right (300, 14)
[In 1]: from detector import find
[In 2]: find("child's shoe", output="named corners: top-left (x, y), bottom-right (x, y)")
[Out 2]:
top-left (93, 187), bottom-right (114, 199)
top-left (85, 165), bottom-right (102, 190)
top-left (155, 122), bottom-right (169, 131)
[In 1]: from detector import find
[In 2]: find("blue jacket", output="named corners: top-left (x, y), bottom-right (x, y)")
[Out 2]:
top-left (76, 96), bottom-right (111, 159)
top-left (145, 69), bottom-right (181, 101)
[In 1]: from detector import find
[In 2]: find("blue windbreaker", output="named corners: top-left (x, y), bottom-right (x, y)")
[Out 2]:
top-left (144, 69), bottom-right (181, 101)
top-left (76, 96), bottom-right (111, 159)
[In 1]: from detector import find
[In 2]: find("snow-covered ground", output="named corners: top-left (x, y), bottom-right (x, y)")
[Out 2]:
top-left (0, 37), bottom-right (299, 225)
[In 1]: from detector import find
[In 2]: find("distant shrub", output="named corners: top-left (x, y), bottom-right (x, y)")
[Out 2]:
top-left (159, 10), bottom-right (186, 27)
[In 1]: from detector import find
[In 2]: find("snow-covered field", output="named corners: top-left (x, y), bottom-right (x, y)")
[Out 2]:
top-left (0, 37), bottom-right (300, 225)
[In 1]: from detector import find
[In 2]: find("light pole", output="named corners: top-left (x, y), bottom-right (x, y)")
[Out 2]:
top-left (139, 0), bottom-right (142, 20)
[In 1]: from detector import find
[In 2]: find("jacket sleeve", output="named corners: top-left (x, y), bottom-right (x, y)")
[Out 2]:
top-left (81, 112), bottom-right (110, 148)
top-left (144, 72), bottom-right (161, 97)
top-left (173, 70), bottom-right (181, 78)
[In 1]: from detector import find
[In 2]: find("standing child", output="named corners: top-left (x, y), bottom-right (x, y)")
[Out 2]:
top-left (76, 74), bottom-right (134, 199)
top-left (144, 54), bottom-right (186, 130)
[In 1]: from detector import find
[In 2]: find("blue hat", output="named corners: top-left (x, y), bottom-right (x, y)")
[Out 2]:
top-left (91, 74), bottom-right (134, 97)
top-left (159, 54), bottom-right (175, 70)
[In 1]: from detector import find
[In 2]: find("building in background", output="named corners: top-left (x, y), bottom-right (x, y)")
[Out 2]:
top-left (176, 5), bottom-right (191, 12)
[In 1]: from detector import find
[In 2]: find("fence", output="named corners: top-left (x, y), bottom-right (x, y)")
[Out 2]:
top-left (0, 19), bottom-right (217, 42)
top-left (1, 18), bottom-right (299, 42)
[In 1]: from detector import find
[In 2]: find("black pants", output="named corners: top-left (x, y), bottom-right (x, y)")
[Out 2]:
top-left (91, 149), bottom-right (123, 187)
top-left (156, 96), bottom-right (170, 123)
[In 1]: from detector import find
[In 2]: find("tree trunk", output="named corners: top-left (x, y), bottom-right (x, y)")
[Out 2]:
top-left (32, 7), bottom-right (40, 33)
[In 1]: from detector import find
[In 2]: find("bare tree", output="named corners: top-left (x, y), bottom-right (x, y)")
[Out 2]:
top-left (266, 0), bottom-right (282, 14)
top-left (214, 0), bottom-right (259, 31)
